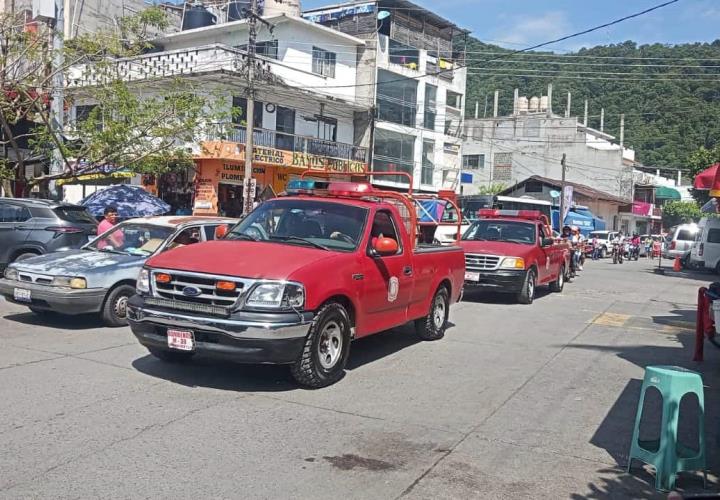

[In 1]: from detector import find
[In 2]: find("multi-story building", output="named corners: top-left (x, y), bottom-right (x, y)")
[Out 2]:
top-left (303, 0), bottom-right (468, 192)
top-left (68, 2), bottom-right (372, 213)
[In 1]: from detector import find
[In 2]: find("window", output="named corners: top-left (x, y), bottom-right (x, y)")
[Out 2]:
top-left (423, 84), bottom-right (436, 130)
top-left (256, 40), bottom-right (278, 59)
top-left (426, 52), bottom-right (438, 74)
top-left (0, 204), bottom-right (30, 222)
top-left (421, 140), bottom-right (434, 185)
top-left (232, 97), bottom-right (263, 128)
top-left (316, 116), bottom-right (337, 141)
top-left (709, 229), bottom-right (720, 244)
top-left (524, 181), bottom-right (543, 193)
top-left (373, 129), bottom-right (415, 184)
top-left (370, 210), bottom-right (401, 253)
top-left (312, 46), bottom-right (336, 78)
top-left (75, 104), bottom-right (97, 123)
top-left (446, 91), bottom-right (462, 110)
top-left (462, 154), bottom-right (484, 170)
top-left (388, 39), bottom-right (419, 69)
top-left (275, 106), bottom-right (295, 151)
top-left (677, 230), bottom-right (695, 241)
top-left (376, 69), bottom-right (417, 127)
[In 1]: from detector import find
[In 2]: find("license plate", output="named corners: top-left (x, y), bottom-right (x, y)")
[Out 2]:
top-left (167, 329), bottom-right (195, 351)
top-left (465, 272), bottom-right (480, 282)
top-left (13, 288), bottom-right (31, 303)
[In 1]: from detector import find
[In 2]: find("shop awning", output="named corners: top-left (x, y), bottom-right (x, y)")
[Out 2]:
top-left (693, 163), bottom-right (720, 191)
top-left (655, 185), bottom-right (681, 200)
top-left (55, 171), bottom-right (134, 186)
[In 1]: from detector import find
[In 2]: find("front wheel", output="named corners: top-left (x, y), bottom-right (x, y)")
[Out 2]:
top-left (516, 269), bottom-right (536, 305)
top-left (600, 247), bottom-right (607, 259)
top-left (549, 265), bottom-right (565, 293)
top-left (291, 302), bottom-right (351, 388)
top-left (101, 284), bottom-right (135, 327)
top-left (415, 286), bottom-right (450, 341)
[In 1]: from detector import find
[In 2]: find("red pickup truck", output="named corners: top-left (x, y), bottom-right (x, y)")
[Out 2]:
top-left (459, 209), bottom-right (570, 304)
top-left (127, 180), bottom-right (465, 387)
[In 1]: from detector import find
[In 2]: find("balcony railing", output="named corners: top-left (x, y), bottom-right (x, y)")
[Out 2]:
top-left (210, 125), bottom-right (368, 163)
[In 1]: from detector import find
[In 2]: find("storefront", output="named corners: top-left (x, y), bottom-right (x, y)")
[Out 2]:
top-left (192, 141), bottom-right (368, 217)
top-left (141, 165), bottom-right (196, 215)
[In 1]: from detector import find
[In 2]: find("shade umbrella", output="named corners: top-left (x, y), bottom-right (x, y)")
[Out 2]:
top-left (693, 163), bottom-right (720, 191)
top-left (80, 185), bottom-right (171, 218)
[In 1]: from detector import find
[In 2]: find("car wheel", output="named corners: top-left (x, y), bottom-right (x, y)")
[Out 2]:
top-left (147, 347), bottom-right (194, 363)
top-left (600, 247), bottom-right (607, 259)
top-left (415, 286), bottom-right (450, 341)
top-left (549, 265), bottom-right (565, 293)
top-left (517, 269), bottom-right (536, 305)
top-left (291, 302), bottom-right (351, 388)
top-left (12, 252), bottom-right (39, 263)
top-left (101, 284), bottom-right (135, 327)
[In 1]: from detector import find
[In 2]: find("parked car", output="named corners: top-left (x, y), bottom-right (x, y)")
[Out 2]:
top-left (0, 198), bottom-right (98, 269)
top-left (587, 230), bottom-right (620, 259)
top-left (458, 209), bottom-right (570, 304)
top-left (0, 216), bottom-right (237, 326)
top-left (662, 223), bottom-right (699, 266)
top-left (691, 217), bottom-right (720, 272)
top-left (126, 180), bottom-right (465, 388)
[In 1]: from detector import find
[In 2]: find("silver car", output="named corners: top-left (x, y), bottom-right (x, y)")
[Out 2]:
top-left (0, 216), bottom-right (237, 326)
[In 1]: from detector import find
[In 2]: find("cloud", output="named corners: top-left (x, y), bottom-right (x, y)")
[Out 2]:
top-left (492, 11), bottom-right (571, 48)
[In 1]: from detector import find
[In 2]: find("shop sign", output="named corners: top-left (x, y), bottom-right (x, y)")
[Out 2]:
top-left (220, 163), bottom-right (266, 185)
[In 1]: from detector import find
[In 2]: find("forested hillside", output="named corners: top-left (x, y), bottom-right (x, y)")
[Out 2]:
top-left (462, 38), bottom-right (720, 178)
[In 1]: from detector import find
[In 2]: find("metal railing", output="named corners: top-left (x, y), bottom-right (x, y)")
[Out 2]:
top-left (209, 124), bottom-right (368, 163)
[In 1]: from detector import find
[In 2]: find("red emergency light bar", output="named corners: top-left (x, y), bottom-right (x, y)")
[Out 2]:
top-left (327, 182), bottom-right (374, 197)
top-left (478, 209), bottom-right (546, 221)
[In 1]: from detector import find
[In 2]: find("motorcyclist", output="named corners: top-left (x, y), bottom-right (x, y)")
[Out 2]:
top-left (631, 233), bottom-right (641, 259)
top-left (561, 225), bottom-right (581, 272)
top-left (571, 227), bottom-right (584, 271)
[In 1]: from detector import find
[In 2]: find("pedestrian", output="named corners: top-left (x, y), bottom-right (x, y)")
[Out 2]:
top-left (592, 235), bottom-right (600, 260)
top-left (644, 236), bottom-right (652, 260)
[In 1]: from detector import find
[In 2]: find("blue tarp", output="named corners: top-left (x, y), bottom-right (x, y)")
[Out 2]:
top-left (552, 209), bottom-right (595, 235)
top-left (416, 200), bottom-right (446, 223)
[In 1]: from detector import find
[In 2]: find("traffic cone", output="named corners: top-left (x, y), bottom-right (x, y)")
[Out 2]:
top-left (673, 256), bottom-right (682, 272)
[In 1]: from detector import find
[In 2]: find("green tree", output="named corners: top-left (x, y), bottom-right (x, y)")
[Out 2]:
top-left (661, 200), bottom-right (702, 228)
top-left (0, 8), bottom-right (228, 196)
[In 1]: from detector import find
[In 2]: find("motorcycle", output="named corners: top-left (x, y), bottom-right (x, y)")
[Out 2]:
top-left (612, 242), bottom-right (624, 264)
top-left (629, 244), bottom-right (640, 261)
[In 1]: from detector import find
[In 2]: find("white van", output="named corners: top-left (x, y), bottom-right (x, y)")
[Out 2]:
top-left (691, 217), bottom-right (720, 272)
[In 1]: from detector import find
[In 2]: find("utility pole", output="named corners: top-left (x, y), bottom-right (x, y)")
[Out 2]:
top-left (48, 0), bottom-right (65, 200)
top-left (242, 0), bottom-right (258, 216)
top-left (559, 153), bottom-right (567, 230)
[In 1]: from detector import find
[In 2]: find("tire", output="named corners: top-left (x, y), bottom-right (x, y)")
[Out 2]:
top-left (600, 247), bottom-right (607, 259)
top-left (516, 269), bottom-right (536, 305)
top-left (549, 265), bottom-right (565, 293)
top-left (415, 286), bottom-right (450, 341)
top-left (147, 347), bottom-right (194, 363)
top-left (12, 252), bottom-right (39, 263)
top-left (101, 284), bottom-right (136, 327)
top-left (291, 302), bottom-right (352, 389)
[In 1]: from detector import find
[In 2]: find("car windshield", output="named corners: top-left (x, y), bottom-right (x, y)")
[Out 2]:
top-left (589, 232), bottom-right (607, 239)
top-left (87, 223), bottom-right (174, 256)
top-left (226, 199), bottom-right (368, 251)
top-left (462, 220), bottom-right (536, 245)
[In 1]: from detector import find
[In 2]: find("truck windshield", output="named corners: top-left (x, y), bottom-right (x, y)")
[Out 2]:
top-left (462, 220), bottom-right (536, 245)
top-left (227, 199), bottom-right (368, 252)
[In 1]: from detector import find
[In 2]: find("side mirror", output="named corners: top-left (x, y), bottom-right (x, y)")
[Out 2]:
top-left (373, 236), bottom-right (399, 256)
top-left (541, 237), bottom-right (554, 247)
top-left (215, 224), bottom-right (229, 239)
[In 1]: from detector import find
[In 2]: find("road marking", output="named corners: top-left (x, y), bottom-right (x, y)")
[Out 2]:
top-left (592, 313), bottom-right (631, 327)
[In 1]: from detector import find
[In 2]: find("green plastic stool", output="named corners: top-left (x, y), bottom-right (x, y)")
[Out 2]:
top-left (627, 365), bottom-right (706, 491)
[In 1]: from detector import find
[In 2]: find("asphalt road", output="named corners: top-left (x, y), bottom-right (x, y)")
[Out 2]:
top-left (1, 258), bottom-right (719, 499)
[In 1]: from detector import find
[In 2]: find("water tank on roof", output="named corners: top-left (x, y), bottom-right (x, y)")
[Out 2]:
top-left (517, 96), bottom-right (529, 114)
top-left (529, 96), bottom-right (540, 112)
top-left (263, 0), bottom-right (300, 17)
top-left (182, 3), bottom-right (217, 30)
top-left (227, 0), bottom-right (251, 21)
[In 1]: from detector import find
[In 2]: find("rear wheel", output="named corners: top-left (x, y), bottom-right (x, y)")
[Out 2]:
top-left (101, 284), bottom-right (135, 327)
top-left (291, 302), bottom-right (351, 388)
top-left (148, 347), bottom-right (194, 363)
top-left (415, 286), bottom-right (450, 341)
top-left (600, 247), bottom-right (607, 259)
top-left (516, 269), bottom-right (536, 305)
top-left (549, 265), bottom-right (565, 293)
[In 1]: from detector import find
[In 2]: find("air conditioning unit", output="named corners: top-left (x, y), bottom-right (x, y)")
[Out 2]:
top-left (32, 0), bottom-right (55, 22)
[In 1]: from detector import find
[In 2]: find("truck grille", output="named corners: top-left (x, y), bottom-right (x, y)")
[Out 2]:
top-left (465, 253), bottom-right (501, 271)
top-left (152, 270), bottom-right (248, 308)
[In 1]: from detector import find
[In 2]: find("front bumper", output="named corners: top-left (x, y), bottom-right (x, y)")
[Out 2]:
top-left (0, 278), bottom-right (106, 314)
top-left (464, 269), bottom-right (526, 293)
top-left (127, 295), bottom-right (314, 364)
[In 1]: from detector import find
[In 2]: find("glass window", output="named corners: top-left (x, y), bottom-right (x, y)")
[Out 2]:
top-left (275, 106), bottom-right (295, 151)
top-left (89, 223), bottom-right (174, 256)
top-left (166, 227), bottom-right (202, 250)
top-left (462, 220), bottom-right (536, 245)
top-left (677, 229), bottom-right (695, 241)
top-left (232, 97), bottom-right (263, 128)
top-left (256, 40), bottom-right (278, 59)
top-left (421, 140), bottom-right (434, 185)
top-left (373, 129), bottom-right (415, 184)
top-left (708, 228), bottom-right (720, 244)
top-left (370, 211), bottom-right (401, 253)
top-left (388, 39), bottom-right (419, 69)
top-left (524, 181), bottom-right (543, 193)
top-left (446, 91), bottom-right (462, 109)
top-left (312, 47), bottom-right (336, 78)
top-left (423, 84), bottom-right (436, 130)
top-left (75, 104), bottom-right (97, 123)
top-left (462, 154), bottom-right (484, 170)
top-left (376, 69), bottom-right (417, 127)
top-left (0, 204), bottom-right (30, 222)
top-left (227, 199), bottom-right (368, 252)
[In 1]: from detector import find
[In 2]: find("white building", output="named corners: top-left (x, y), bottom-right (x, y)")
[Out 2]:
top-left (303, 0), bottom-right (468, 192)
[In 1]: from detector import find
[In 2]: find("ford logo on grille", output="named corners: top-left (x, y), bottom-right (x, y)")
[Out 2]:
top-left (182, 286), bottom-right (202, 297)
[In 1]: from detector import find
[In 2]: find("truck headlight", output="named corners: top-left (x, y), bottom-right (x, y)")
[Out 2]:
top-left (52, 276), bottom-right (87, 289)
top-left (500, 257), bottom-right (525, 269)
top-left (246, 282), bottom-right (304, 310)
top-left (4, 267), bottom-right (18, 280)
top-left (137, 268), bottom-right (150, 294)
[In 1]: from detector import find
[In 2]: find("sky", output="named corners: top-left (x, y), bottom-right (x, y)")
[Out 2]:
top-left (300, 0), bottom-right (720, 52)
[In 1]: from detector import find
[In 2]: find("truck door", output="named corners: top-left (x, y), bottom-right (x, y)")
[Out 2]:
top-left (536, 223), bottom-right (553, 283)
top-left (361, 209), bottom-right (413, 334)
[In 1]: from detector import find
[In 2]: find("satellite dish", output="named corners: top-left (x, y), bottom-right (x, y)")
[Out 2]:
top-left (377, 10), bottom-right (390, 20)
top-left (549, 190), bottom-right (561, 198)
